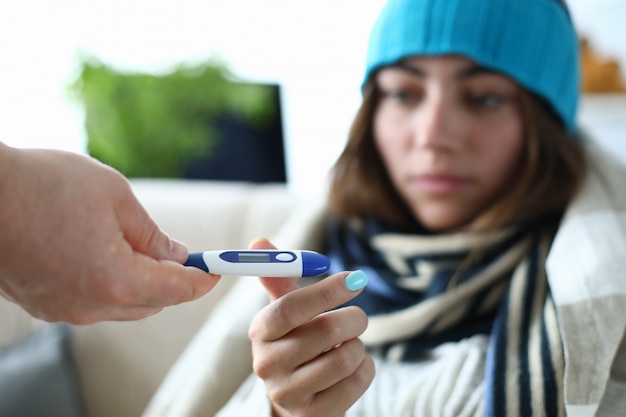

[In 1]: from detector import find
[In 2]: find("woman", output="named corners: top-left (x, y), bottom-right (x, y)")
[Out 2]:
top-left (143, 0), bottom-right (626, 416)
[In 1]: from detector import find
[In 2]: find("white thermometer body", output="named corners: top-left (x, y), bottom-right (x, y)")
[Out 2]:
top-left (184, 250), bottom-right (330, 277)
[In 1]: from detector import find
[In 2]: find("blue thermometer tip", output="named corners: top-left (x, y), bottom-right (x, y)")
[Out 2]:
top-left (301, 250), bottom-right (331, 277)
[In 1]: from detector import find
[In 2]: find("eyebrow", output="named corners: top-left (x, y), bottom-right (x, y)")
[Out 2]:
top-left (389, 61), bottom-right (500, 79)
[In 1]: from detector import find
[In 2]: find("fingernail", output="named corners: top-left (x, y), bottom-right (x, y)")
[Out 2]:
top-left (344, 270), bottom-right (368, 292)
top-left (248, 237), bottom-right (270, 249)
top-left (170, 239), bottom-right (188, 263)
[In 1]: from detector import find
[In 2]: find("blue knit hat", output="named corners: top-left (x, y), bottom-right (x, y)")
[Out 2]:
top-left (364, 0), bottom-right (580, 131)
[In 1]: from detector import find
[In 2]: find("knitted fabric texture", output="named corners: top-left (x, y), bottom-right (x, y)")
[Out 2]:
top-left (364, 0), bottom-right (580, 131)
top-left (327, 218), bottom-right (564, 416)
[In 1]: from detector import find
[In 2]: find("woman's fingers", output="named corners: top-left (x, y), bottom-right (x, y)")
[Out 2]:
top-left (249, 238), bottom-right (300, 301)
top-left (250, 270), bottom-right (368, 342)
top-left (312, 354), bottom-right (376, 416)
top-left (271, 338), bottom-right (368, 402)
top-left (253, 306), bottom-right (368, 378)
top-left (268, 340), bottom-right (376, 417)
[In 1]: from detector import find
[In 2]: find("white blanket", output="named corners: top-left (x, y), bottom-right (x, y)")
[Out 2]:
top-left (546, 144), bottom-right (626, 416)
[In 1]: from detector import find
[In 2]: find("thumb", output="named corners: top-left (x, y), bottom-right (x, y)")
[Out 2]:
top-left (249, 238), bottom-right (299, 301)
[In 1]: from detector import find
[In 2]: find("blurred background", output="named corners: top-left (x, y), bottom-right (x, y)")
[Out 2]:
top-left (0, 0), bottom-right (625, 197)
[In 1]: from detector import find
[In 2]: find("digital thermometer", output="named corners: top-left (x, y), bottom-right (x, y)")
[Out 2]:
top-left (184, 250), bottom-right (330, 277)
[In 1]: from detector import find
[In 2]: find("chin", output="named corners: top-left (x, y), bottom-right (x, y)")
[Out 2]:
top-left (416, 210), bottom-right (476, 233)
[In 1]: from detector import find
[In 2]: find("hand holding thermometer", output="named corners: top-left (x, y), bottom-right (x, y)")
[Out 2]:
top-left (184, 250), bottom-right (330, 277)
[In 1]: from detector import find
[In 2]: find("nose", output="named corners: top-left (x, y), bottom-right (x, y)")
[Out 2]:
top-left (412, 95), bottom-right (459, 151)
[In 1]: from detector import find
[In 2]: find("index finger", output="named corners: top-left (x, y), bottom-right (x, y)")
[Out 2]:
top-left (251, 270), bottom-right (368, 341)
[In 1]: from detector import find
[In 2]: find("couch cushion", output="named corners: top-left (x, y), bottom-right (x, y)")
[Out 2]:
top-left (0, 324), bottom-right (86, 417)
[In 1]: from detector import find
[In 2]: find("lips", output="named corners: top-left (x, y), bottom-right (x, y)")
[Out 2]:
top-left (412, 173), bottom-right (472, 194)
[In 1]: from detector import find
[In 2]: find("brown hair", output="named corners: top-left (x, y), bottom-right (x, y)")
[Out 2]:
top-left (327, 76), bottom-right (587, 232)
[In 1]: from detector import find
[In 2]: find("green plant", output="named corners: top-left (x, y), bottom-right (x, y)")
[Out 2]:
top-left (69, 56), bottom-right (276, 178)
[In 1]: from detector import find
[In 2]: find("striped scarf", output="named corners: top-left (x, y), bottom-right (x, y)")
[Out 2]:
top-left (327, 218), bottom-right (564, 416)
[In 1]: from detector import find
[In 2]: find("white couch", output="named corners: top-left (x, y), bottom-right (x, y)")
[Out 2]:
top-left (0, 179), bottom-right (303, 417)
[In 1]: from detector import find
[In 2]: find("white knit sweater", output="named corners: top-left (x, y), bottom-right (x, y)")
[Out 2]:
top-left (216, 335), bottom-right (489, 417)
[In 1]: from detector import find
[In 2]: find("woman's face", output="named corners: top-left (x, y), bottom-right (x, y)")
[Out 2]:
top-left (373, 55), bottom-right (525, 232)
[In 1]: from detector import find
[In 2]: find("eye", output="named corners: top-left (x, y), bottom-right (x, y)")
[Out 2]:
top-left (381, 88), bottom-right (421, 107)
top-left (466, 93), bottom-right (506, 109)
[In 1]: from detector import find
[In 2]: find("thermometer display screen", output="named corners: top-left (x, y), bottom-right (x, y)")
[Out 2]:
top-left (238, 253), bottom-right (271, 262)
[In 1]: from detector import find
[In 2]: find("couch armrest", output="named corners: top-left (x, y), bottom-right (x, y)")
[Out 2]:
top-left (141, 277), bottom-right (268, 417)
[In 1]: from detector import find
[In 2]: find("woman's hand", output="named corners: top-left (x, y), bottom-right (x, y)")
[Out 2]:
top-left (248, 239), bottom-right (374, 417)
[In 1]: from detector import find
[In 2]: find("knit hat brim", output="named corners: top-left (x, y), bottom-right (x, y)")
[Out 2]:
top-left (364, 0), bottom-right (580, 131)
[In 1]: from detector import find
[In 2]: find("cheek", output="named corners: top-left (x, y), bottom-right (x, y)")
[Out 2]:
top-left (373, 112), bottom-right (406, 179)
top-left (373, 111), bottom-right (392, 155)
top-left (475, 121), bottom-right (525, 192)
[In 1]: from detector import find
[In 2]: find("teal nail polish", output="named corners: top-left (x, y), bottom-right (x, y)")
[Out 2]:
top-left (345, 270), bottom-right (368, 292)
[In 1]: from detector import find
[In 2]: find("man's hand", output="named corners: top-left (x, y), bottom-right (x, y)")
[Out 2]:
top-left (0, 143), bottom-right (219, 324)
